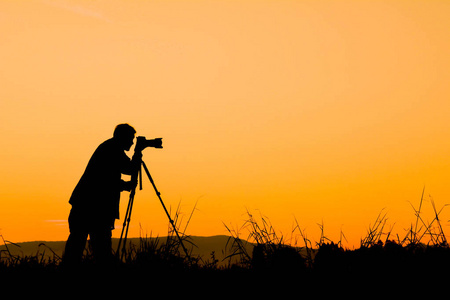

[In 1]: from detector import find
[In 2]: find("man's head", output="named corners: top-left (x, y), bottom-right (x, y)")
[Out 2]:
top-left (113, 123), bottom-right (136, 151)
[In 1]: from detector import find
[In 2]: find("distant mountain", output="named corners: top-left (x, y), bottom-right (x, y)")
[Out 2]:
top-left (0, 235), bottom-right (253, 266)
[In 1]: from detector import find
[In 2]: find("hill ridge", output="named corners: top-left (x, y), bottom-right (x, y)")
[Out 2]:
top-left (0, 235), bottom-right (252, 265)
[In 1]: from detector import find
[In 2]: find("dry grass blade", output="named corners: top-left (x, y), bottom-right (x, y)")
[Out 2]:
top-left (415, 187), bottom-right (425, 239)
top-left (316, 220), bottom-right (333, 247)
top-left (339, 227), bottom-right (348, 248)
top-left (38, 243), bottom-right (62, 261)
top-left (430, 199), bottom-right (448, 246)
top-left (223, 222), bottom-right (252, 265)
top-left (183, 199), bottom-right (199, 235)
top-left (293, 217), bottom-right (314, 266)
top-left (361, 209), bottom-right (388, 247)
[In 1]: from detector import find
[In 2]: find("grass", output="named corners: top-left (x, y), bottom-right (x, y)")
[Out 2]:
top-left (1, 191), bottom-right (450, 283)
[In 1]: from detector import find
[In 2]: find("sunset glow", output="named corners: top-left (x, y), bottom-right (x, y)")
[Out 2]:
top-left (1, 0), bottom-right (449, 248)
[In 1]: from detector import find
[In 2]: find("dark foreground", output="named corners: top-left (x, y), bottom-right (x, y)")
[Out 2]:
top-left (1, 239), bottom-right (449, 292)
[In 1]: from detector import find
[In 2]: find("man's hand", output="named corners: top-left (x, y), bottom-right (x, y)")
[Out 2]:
top-left (123, 179), bottom-right (138, 192)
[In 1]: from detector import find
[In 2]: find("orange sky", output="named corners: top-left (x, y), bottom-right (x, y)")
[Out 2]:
top-left (1, 0), bottom-right (449, 248)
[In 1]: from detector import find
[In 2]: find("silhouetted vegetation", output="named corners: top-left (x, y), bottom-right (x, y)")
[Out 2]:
top-left (1, 193), bottom-right (450, 284)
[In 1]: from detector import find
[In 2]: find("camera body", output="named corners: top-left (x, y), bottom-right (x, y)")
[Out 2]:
top-left (135, 136), bottom-right (163, 152)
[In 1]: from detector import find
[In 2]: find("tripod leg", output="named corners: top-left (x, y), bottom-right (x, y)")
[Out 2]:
top-left (116, 191), bottom-right (133, 257)
top-left (117, 161), bottom-right (141, 259)
top-left (116, 182), bottom-right (135, 256)
top-left (141, 161), bottom-right (190, 258)
top-left (139, 161), bottom-right (143, 190)
top-left (120, 193), bottom-right (135, 260)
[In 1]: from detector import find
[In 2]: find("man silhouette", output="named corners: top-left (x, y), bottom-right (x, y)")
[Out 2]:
top-left (63, 123), bottom-right (141, 267)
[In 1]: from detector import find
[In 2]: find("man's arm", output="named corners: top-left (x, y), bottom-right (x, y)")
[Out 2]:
top-left (120, 150), bottom-right (142, 192)
top-left (121, 151), bottom-right (142, 176)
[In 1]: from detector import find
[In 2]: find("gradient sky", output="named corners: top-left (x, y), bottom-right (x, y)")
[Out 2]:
top-left (1, 0), bottom-right (449, 248)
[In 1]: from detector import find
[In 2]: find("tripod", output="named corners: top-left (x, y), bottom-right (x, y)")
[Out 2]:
top-left (116, 159), bottom-right (189, 260)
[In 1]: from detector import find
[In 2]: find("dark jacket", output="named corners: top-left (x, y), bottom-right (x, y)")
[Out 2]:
top-left (69, 138), bottom-right (139, 223)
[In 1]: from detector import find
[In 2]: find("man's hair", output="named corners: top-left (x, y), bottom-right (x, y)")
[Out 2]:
top-left (114, 123), bottom-right (136, 139)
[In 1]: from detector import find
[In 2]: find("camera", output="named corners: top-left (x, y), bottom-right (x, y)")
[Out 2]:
top-left (135, 136), bottom-right (163, 152)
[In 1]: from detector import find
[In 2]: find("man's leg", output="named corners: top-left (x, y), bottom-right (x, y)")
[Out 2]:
top-left (89, 224), bottom-right (113, 267)
top-left (62, 208), bottom-right (88, 266)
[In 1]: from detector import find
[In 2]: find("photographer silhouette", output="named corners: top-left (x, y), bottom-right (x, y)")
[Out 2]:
top-left (62, 124), bottom-right (141, 267)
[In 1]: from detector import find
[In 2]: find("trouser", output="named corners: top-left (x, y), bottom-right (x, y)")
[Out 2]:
top-left (63, 207), bottom-right (114, 267)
